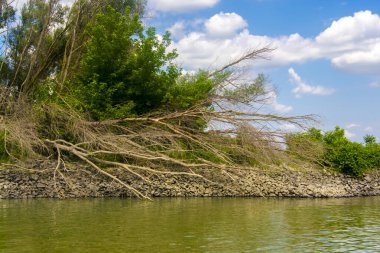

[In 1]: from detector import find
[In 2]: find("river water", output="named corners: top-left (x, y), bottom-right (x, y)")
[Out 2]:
top-left (1, 197), bottom-right (379, 252)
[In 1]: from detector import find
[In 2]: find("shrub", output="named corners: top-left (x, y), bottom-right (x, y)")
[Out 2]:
top-left (324, 141), bottom-right (370, 177)
top-left (287, 126), bottom-right (380, 177)
top-left (365, 143), bottom-right (380, 168)
top-left (322, 127), bottom-right (368, 176)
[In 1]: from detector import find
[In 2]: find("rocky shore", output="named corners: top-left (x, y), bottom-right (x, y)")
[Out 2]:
top-left (1, 167), bottom-right (380, 199)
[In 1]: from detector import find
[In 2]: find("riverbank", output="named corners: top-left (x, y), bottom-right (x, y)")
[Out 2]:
top-left (1, 165), bottom-right (380, 199)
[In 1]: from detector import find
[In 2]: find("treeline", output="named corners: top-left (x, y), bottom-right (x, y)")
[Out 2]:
top-left (287, 127), bottom-right (380, 177)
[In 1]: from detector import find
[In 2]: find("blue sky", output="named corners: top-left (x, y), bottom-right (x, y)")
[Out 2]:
top-left (145, 0), bottom-right (380, 142)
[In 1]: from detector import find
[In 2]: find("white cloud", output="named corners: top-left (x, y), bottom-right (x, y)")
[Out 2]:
top-left (267, 91), bottom-right (293, 113)
top-left (168, 21), bottom-right (186, 40)
top-left (148, 0), bottom-right (219, 12)
top-left (345, 129), bottom-right (356, 139)
top-left (331, 42), bottom-right (380, 74)
top-left (288, 68), bottom-right (335, 98)
top-left (169, 10), bottom-right (380, 76)
top-left (316, 11), bottom-right (380, 45)
top-left (346, 123), bottom-right (360, 129)
top-left (172, 28), bottom-right (318, 70)
top-left (205, 12), bottom-right (248, 37)
top-left (365, 126), bottom-right (373, 132)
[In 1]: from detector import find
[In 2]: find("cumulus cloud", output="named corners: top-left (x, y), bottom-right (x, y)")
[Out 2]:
top-left (205, 12), bottom-right (248, 37)
top-left (331, 43), bottom-right (380, 74)
top-left (148, 0), bottom-right (219, 12)
top-left (169, 10), bottom-right (380, 76)
top-left (316, 10), bottom-right (380, 45)
top-left (288, 68), bottom-right (335, 98)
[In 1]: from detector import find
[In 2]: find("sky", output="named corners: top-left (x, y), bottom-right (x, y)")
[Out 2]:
top-left (144, 0), bottom-right (380, 142)
top-left (10, 0), bottom-right (380, 142)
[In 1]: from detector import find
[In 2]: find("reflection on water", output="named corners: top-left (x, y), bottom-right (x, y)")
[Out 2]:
top-left (0, 197), bottom-right (379, 252)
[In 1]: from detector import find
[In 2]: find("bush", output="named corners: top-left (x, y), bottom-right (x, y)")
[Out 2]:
top-left (287, 126), bottom-right (380, 177)
top-left (324, 141), bottom-right (370, 177)
top-left (365, 143), bottom-right (380, 168)
top-left (322, 127), bottom-right (370, 177)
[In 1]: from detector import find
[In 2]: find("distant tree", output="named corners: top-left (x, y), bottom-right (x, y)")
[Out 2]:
top-left (364, 134), bottom-right (376, 145)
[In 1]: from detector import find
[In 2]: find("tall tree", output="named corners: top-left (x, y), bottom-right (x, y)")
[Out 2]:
top-left (74, 6), bottom-right (178, 119)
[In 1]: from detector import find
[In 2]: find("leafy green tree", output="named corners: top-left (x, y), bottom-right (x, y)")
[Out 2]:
top-left (323, 126), bottom-right (348, 146)
top-left (3, 0), bottom-right (67, 95)
top-left (364, 134), bottom-right (376, 145)
top-left (321, 127), bottom-right (367, 176)
top-left (74, 6), bottom-right (179, 119)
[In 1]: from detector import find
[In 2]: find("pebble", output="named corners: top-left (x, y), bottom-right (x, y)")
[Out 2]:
top-left (0, 168), bottom-right (379, 199)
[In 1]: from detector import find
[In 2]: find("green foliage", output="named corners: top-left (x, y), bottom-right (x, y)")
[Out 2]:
top-left (365, 143), bottom-right (380, 168)
top-left (364, 134), bottom-right (376, 145)
top-left (287, 127), bottom-right (323, 143)
top-left (32, 78), bottom-right (59, 102)
top-left (324, 141), bottom-right (370, 177)
top-left (74, 6), bottom-right (180, 119)
top-left (163, 71), bottom-right (214, 109)
top-left (323, 126), bottom-right (348, 146)
top-left (287, 126), bottom-right (380, 177)
top-left (3, 0), bottom-right (68, 94)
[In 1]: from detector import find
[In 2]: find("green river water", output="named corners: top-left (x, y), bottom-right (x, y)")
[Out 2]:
top-left (1, 197), bottom-right (380, 252)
